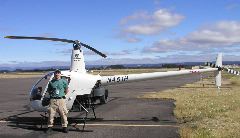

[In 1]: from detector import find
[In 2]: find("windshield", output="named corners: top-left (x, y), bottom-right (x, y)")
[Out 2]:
top-left (30, 72), bottom-right (54, 101)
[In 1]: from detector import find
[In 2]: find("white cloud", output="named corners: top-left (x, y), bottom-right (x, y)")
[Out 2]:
top-left (126, 37), bottom-right (142, 43)
top-left (120, 11), bottom-right (150, 25)
top-left (186, 21), bottom-right (240, 45)
top-left (108, 49), bottom-right (136, 56)
top-left (143, 39), bottom-right (181, 53)
top-left (118, 9), bottom-right (184, 42)
top-left (123, 9), bottom-right (184, 35)
top-left (144, 21), bottom-right (240, 53)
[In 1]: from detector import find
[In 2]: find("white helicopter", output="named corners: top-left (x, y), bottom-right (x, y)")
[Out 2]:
top-left (4, 36), bottom-right (239, 117)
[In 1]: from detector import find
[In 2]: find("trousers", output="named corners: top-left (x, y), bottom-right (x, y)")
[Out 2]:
top-left (48, 99), bottom-right (68, 127)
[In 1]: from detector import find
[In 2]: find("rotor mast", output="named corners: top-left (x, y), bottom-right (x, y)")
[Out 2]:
top-left (70, 42), bottom-right (86, 73)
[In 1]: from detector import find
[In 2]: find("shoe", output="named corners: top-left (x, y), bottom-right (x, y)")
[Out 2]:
top-left (63, 127), bottom-right (68, 133)
top-left (45, 127), bottom-right (52, 134)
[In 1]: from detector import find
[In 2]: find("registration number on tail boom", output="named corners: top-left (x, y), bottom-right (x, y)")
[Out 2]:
top-left (107, 76), bottom-right (129, 83)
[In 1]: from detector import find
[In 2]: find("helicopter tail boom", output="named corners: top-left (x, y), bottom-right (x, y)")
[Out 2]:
top-left (100, 68), bottom-right (218, 86)
top-left (101, 53), bottom-right (225, 87)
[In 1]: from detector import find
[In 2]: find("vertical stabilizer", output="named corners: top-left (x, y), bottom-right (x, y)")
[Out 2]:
top-left (215, 53), bottom-right (222, 88)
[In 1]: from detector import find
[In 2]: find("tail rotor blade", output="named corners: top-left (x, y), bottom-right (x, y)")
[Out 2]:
top-left (226, 68), bottom-right (240, 75)
top-left (205, 62), bottom-right (217, 68)
top-left (205, 61), bottom-right (239, 76)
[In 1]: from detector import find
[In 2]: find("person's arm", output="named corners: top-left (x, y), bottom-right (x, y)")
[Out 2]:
top-left (65, 87), bottom-right (69, 95)
top-left (63, 80), bottom-right (69, 95)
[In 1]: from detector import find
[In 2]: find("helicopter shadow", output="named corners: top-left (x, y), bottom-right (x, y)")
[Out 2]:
top-left (6, 115), bottom-right (176, 133)
top-left (72, 117), bottom-right (177, 124)
top-left (6, 116), bottom-right (93, 133)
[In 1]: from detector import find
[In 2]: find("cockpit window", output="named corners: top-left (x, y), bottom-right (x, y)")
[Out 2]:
top-left (30, 72), bottom-right (53, 101)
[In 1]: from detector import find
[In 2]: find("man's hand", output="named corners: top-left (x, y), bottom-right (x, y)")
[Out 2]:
top-left (65, 88), bottom-right (69, 95)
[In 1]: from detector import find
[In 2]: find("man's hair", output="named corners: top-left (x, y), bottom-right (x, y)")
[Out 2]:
top-left (54, 69), bottom-right (61, 74)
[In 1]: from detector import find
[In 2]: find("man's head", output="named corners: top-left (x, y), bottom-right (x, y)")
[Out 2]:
top-left (54, 69), bottom-right (61, 80)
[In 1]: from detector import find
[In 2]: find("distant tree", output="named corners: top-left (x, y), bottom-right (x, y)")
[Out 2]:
top-left (15, 69), bottom-right (24, 72)
top-left (162, 64), bottom-right (179, 68)
top-left (106, 65), bottom-right (125, 69)
top-left (0, 70), bottom-right (10, 73)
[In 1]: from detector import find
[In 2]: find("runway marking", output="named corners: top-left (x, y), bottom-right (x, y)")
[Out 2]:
top-left (140, 92), bottom-right (157, 94)
top-left (0, 120), bottom-right (179, 128)
top-left (0, 120), bottom-right (11, 123)
top-left (73, 123), bottom-right (179, 127)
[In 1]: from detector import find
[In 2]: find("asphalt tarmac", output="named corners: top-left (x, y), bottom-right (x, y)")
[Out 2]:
top-left (0, 74), bottom-right (203, 138)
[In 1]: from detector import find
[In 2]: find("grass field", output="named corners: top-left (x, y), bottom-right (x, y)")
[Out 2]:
top-left (0, 72), bottom-right (45, 79)
top-left (141, 72), bottom-right (240, 138)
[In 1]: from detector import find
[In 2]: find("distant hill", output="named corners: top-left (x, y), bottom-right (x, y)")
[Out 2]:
top-left (0, 61), bottom-right (239, 71)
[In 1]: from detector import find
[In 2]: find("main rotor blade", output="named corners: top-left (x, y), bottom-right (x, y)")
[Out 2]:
top-left (5, 35), bottom-right (107, 58)
top-left (5, 36), bottom-right (75, 43)
top-left (80, 42), bottom-right (107, 58)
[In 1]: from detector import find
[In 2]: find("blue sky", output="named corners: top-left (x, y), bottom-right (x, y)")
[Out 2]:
top-left (0, 0), bottom-right (240, 67)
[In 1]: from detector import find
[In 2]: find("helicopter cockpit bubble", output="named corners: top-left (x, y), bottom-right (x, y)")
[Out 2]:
top-left (30, 72), bottom-right (54, 102)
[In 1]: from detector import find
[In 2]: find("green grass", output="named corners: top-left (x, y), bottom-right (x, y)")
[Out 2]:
top-left (141, 72), bottom-right (240, 138)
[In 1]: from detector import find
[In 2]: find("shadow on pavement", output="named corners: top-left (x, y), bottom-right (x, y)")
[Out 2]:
top-left (6, 116), bottom-right (176, 132)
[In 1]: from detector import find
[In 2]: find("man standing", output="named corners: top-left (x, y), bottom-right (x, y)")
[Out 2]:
top-left (46, 69), bottom-right (69, 133)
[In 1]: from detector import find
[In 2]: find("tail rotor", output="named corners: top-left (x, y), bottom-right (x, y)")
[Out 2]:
top-left (205, 53), bottom-right (239, 88)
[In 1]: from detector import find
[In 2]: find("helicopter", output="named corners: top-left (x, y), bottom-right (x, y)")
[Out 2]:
top-left (4, 36), bottom-right (239, 121)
